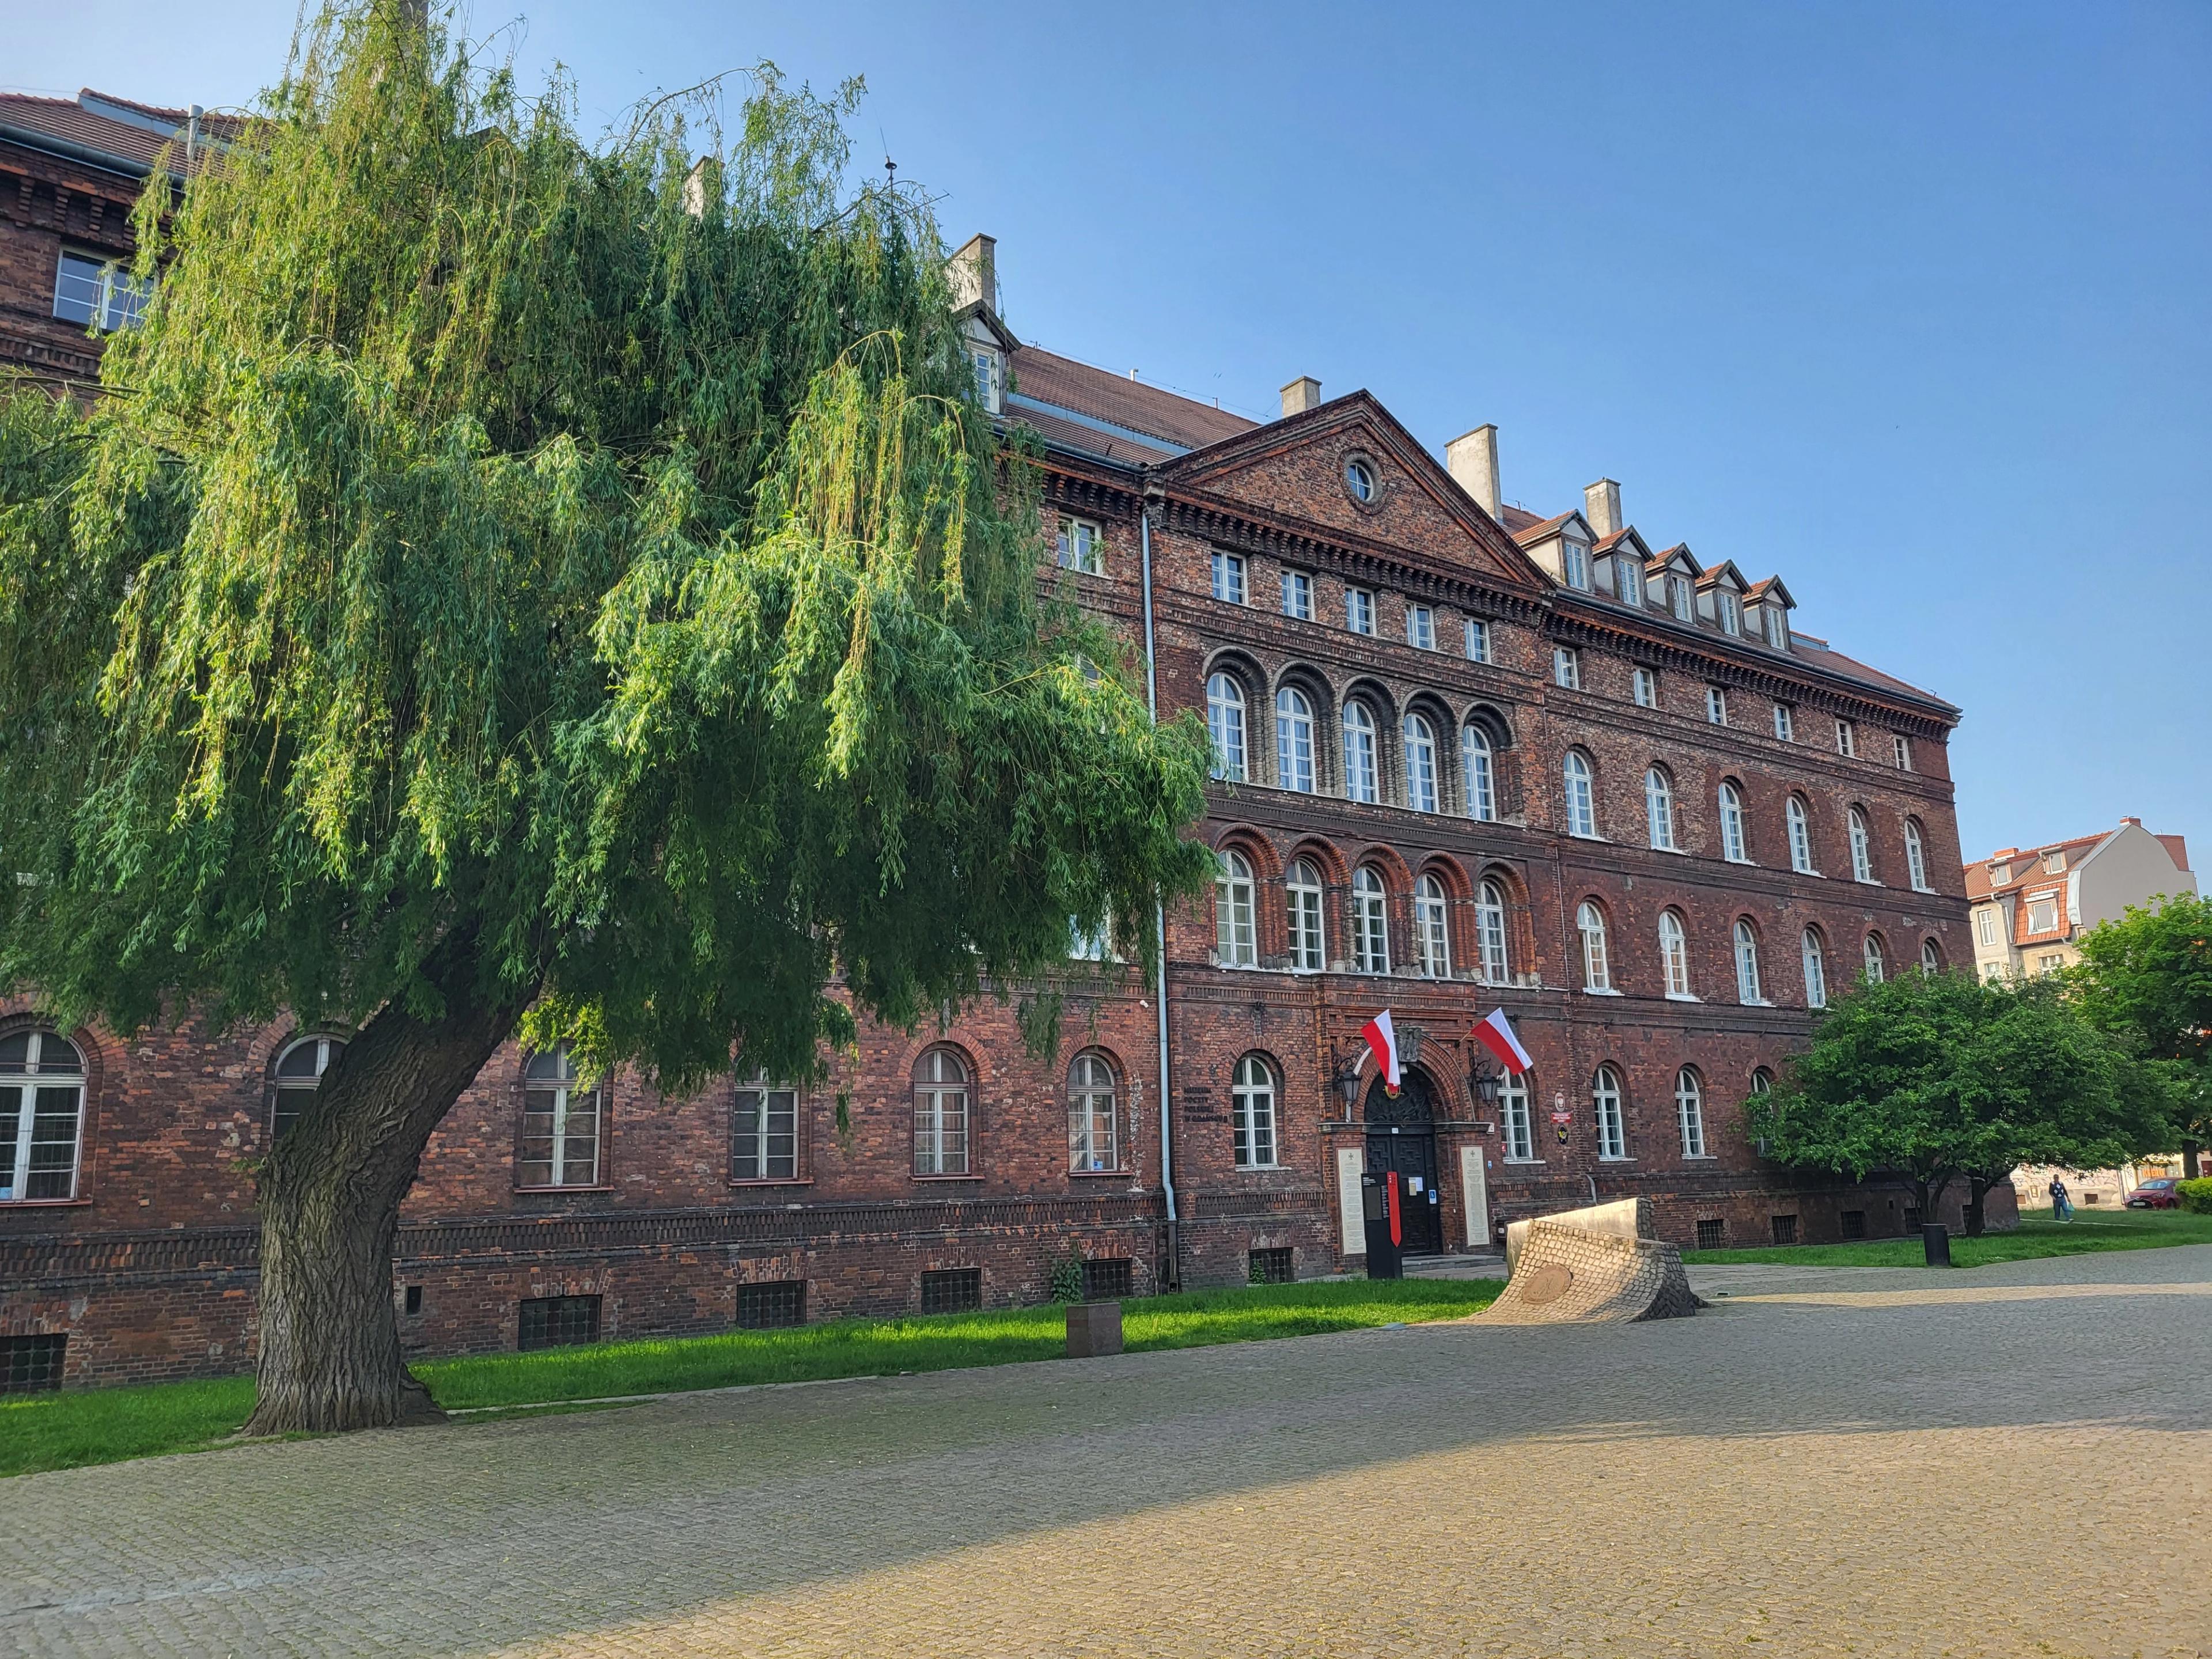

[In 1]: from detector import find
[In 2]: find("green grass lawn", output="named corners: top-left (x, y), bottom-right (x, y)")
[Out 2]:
top-left (1682, 1205), bottom-right (2212, 1268)
top-left (0, 1275), bottom-right (1497, 1479)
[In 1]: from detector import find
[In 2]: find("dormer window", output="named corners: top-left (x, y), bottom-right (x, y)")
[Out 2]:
top-left (969, 346), bottom-right (1002, 414)
top-left (1763, 606), bottom-right (1789, 650)
top-left (1667, 574), bottom-right (1693, 621)
top-left (2043, 851), bottom-right (2065, 874)
top-left (1616, 559), bottom-right (1643, 607)
top-left (1563, 541), bottom-right (1590, 590)
top-left (1718, 593), bottom-right (1741, 635)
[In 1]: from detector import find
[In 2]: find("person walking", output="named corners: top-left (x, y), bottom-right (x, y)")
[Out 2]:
top-left (2048, 1175), bottom-right (2073, 1222)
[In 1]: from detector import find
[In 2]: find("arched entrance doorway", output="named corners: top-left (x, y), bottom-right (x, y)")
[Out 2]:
top-left (1365, 1069), bottom-right (1442, 1255)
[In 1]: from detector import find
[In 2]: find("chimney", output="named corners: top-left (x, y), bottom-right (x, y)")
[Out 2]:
top-left (1584, 478), bottom-right (1622, 538)
top-left (681, 157), bottom-right (711, 219)
top-left (946, 233), bottom-right (997, 315)
top-left (1445, 425), bottom-right (1502, 518)
top-left (1281, 376), bottom-right (1323, 418)
top-left (2121, 816), bottom-right (2142, 827)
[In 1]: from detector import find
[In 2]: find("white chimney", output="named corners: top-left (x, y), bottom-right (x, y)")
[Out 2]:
top-left (1584, 478), bottom-right (1622, 538)
top-left (946, 233), bottom-right (998, 315)
top-left (1281, 376), bottom-right (1323, 418)
top-left (1445, 425), bottom-right (1502, 518)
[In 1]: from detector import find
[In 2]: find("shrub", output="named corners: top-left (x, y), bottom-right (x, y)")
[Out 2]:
top-left (2176, 1178), bottom-right (2212, 1215)
top-left (1047, 1245), bottom-right (1086, 1302)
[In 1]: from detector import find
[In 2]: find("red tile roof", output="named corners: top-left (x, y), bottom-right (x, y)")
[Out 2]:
top-left (1007, 345), bottom-right (1256, 453)
top-left (1509, 512), bottom-right (1573, 546)
top-left (0, 89), bottom-right (243, 177)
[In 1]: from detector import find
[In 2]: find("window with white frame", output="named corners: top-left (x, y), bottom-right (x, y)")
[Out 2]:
top-left (1344, 459), bottom-right (1376, 502)
top-left (1616, 558), bottom-right (1643, 607)
top-left (520, 1046), bottom-right (603, 1188)
top-left (1863, 933), bottom-right (1887, 983)
top-left (1069, 916), bottom-right (1111, 961)
top-left (1921, 937), bottom-right (1943, 975)
top-left (1633, 666), bottom-right (1657, 707)
top-left (1660, 910), bottom-right (1694, 998)
top-left (912, 1048), bottom-right (971, 1175)
top-left (1406, 604), bottom-right (1435, 650)
top-left (54, 249), bottom-right (152, 332)
top-left (1734, 920), bottom-right (1764, 1005)
top-left (1414, 875), bottom-right (1452, 979)
top-left (1554, 646), bottom-right (1581, 690)
top-left (1676, 1067), bottom-right (1708, 1157)
top-left (1563, 541), bottom-right (1590, 590)
top-left (1802, 930), bottom-right (1828, 1009)
top-left (1578, 902), bottom-right (1613, 992)
top-left (970, 348), bottom-right (1001, 412)
top-left (1835, 718), bottom-right (1856, 757)
top-left (1718, 782), bottom-right (1750, 863)
top-left (1403, 713), bottom-right (1440, 812)
top-left (1975, 908), bottom-right (1998, 948)
top-left (1464, 618), bottom-right (1490, 662)
top-left (1056, 517), bottom-right (1104, 575)
top-left (1206, 673), bottom-right (1246, 782)
top-left (1646, 767), bottom-right (1677, 851)
top-left (1286, 859), bottom-right (1325, 971)
top-left (1, 1029), bottom-right (86, 1203)
top-left (1717, 593), bottom-right (1741, 635)
top-left (1067, 1052), bottom-right (1119, 1172)
top-left (732, 1080), bottom-right (800, 1180)
top-left (1351, 866), bottom-right (1390, 973)
top-left (1904, 819), bottom-right (1930, 891)
top-left (1500, 1071), bottom-right (1535, 1161)
top-left (1345, 587), bottom-right (1375, 635)
top-left (1342, 702), bottom-right (1380, 803)
top-left (1787, 796), bottom-right (1816, 874)
top-left (1462, 725), bottom-right (1495, 821)
top-left (1475, 879), bottom-right (1511, 984)
top-left (1215, 851), bottom-right (1258, 967)
top-left (1562, 751), bottom-right (1597, 839)
top-left (1210, 550), bottom-right (1246, 604)
top-left (1279, 569), bottom-right (1312, 619)
top-left (1232, 1055), bottom-right (1278, 1168)
top-left (2037, 952), bottom-right (2065, 976)
top-left (1893, 734), bottom-right (1912, 771)
top-left (1773, 703), bottom-right (1794, 741)
top-left (1593, 1066), bottom-right (1627, 1159)
top-left (1275, 687), bottom-right (1316, 793)
top-left (1706, 685), bottom-right (1728, 725)
top-left (272, 1033), bottom-right (343, 1142)
top-left (2026, 896), bottom-right (2058, 934)
top-left (1849, 808), bottom-right (1876, 882)
top-left (1668, 574), bottom-right (1694, 620)
top-left (1764, 605), bottom-right (1789, 649)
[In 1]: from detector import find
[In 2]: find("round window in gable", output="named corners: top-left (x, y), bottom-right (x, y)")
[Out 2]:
top-left (1344, 459), bottom-right (1376, 503)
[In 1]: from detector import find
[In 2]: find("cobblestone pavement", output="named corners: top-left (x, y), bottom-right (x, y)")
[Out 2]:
top-left (4, 1247), bottom-right (2207, 1659)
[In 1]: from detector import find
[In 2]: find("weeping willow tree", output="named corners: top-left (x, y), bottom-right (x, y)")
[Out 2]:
top-left (0, 4), bottom-right (1211, 1433)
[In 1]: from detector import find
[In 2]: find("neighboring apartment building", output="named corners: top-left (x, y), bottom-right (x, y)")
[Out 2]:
top-left (2, 212), bottom-right (1995, 1389)
top-left (1965, 820), bottom-right (2196, 982)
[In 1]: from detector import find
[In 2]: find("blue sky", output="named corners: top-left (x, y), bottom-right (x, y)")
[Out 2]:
top-left (14, 1), bottom-right (2208, 868)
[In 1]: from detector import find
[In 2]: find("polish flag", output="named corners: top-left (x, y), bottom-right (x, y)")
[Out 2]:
top-left (1470, 1007), bottom-right (1533, 1073)
top-left (1361, 1010), bottom-right (1401, 1097)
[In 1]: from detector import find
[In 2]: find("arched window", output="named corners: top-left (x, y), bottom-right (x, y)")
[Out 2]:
top-left (1286, 858), bottom-right (1325, 972)
top-left (521, 1044), bottom-right (603, 1189)
top-left (1474, 879), bottom-right (1511, 984)
top-left (1403, 713), bottom-right (1439, 812)
top-left (1718, 782), bottom-right (1749, 863)
top-left (1562, 751), bottom-right (1597, 839)
top-left (1215, 851), bottom-right (1257, 967)
top-left (913, 1047), bottom-right (971, 1175)
top-left (1206, 673), bottom-right (1246, 782)
top-left (1659, 910), bottom-right (1692, 998)
top-left (1, 1029), bottom-right (86, 1203)
top-left (1645, 767), bottom-right (1676, 851)
top-left (1863, 932), bottom-right (1887, 984)
top-left (1734, 919), bottom-right (1764, 1005)
top-left (1921, 937), bottom-right (1943, 975)
top-left (1849, 808), bottom-right (1875, 883)
top-left (1499, 1071), bottom-right (1535, 1162)
top-left (1232, 1055), bottom-right (1279, 1168)
top-left (1786, 796), bottom-right (1815, 874)
top-left (1592, 1065), bottom-right (1627, 1160)
top-left (1577, 902), bottom-right (1612, 992)
top-left (272, 1033), bottom-right (344, 1142)
top-left (1676, 1067), bottom-right (1707, 1157)
top-left (1275, 687), bottom-right (1315, 793)
top-left (1414, 874), bottom-right (1452, 978)
top-left (1342, 702), bottom-right (1379, 804)
top-left (1750, 1067), bottom-right (1774, 1099)
top-left (1068, 1051), bottom-right (1119, 1172)
top-left (1351, 866), bottom-right (1390, 974)
top-left (1904, 818), bottom-right (1930, 892)
top-left (1462, 725), bottom-right (1495, 821)
top-left (1802, 929), bottom-right (1829, 1009)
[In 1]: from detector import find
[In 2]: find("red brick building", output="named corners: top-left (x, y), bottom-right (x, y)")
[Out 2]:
top-left (2, 194), bottom-right (2002, 1389)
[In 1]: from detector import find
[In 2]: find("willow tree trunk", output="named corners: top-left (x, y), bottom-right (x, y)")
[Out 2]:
top-left (243, 946), bottom-right (526, 1436)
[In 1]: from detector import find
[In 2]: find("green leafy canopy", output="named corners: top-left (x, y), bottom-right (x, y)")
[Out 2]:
top-left (0, 2), bottom-right (1212, 1090)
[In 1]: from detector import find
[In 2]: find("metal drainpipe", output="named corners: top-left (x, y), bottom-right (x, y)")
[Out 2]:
top-left (1140, 495), bottom-right (1180, 1290)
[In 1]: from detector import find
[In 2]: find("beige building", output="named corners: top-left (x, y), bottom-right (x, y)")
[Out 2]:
top-left (1964, 818), bottom-right (2195, 982)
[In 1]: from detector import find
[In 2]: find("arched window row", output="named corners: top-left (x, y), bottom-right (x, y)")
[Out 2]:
top-left (1562, 1061), bottom-right (1787, 1166)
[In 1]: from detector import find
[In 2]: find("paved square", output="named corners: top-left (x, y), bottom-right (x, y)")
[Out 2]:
top-left (3, 1247), bottom-right (2208, 1657)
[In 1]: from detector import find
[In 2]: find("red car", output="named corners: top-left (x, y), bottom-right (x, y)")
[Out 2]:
top-left (2126, 1178), bottom-right (2183, 1209)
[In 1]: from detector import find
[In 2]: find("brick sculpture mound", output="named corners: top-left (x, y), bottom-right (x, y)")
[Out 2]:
top-left (1483, 1217), bottom-right (1700, 1325)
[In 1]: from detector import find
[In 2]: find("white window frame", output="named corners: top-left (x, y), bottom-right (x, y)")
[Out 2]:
top-left (1206, 673), bottom-right (1246, 782)
top-left (1646, 767), bottom-right (1677, 851)
top-left (1464, 618), bottom-right (1490, 663)
top-left (1578, 903), bottom-right (1613, 993)
top-left (1554, 647), bottom-right (1581, 690)
top-left (1718, 782), bottom-right (1750, 863)
top-left (1863, 934), bottom-right (1888, 984)
top-left (1893, 734), bottom-right (1912, 771)
top-left (1232, 1056), bottom-right (1279, 1168)
top-left (1905, 820), bottom-right (1930, 892)
top-left (1475, 880), bottom-right (1510, 984)
top-left (2026, 896), bottom-right (2058, 935)
top-left (520, 1045), bottom-right (604, 1190)
top-left (1975, 908), bottom-right (1998, 948)
top-left (1462, 725), bottom-right (1495, 822)
top-left (54, 248), bottom-right (153, 332)
top-left (272, 1033), bottom-right (343, 1142)
top-left (1563, 541), bottom-right (1590, 590)
top-left (1734, 920), bottom-right (1765, 1005)
top-left (912, 1048), bottom-right (971, 1176)
top-left (1351, 866), bottom-right (1390, 974)
top-left (1850, 809), bottom-right (1876, 884)
top-left (732, 1080), bottom-right (801, 1181)
top-left (1562, 751), bottom-right (1597, 839)
top-left (1718, 593), bottom-right (1741, 635)
top-left (1345, 587), bottom-right (1375, 636)
top-left (1835, 718), bottom-right (1857, 757)
top-left (1787, 796), bottom-right (1817, 874)
top-left (1067, 1052), bottom-right (1119, 1173)
top-left (1500, 1073), bottom-right (1536, 1162)
top-left (1415, 876), bottom-right (1452, 979)
top-left (1802, 930), bottom-right (1828, 1009)
top-left (1210, 550), bottom-right (1247, 605)
top-left (1764, 606), bottom-right (1789, 650)
top-left (1403, 713), bottom-right (1439, 812)
top-left (1616, 559), bottom-right (1643, 607)
top-left (1275, 687), bottom-right (1316, 793)
top-left (1279, 569), bottom-right (1313, 620)
top-left (1660, 911), bottom-right (1694, 999)
top-left (1286, 860), bottom-right (1325, 972)
top-left (1676, 1069), bottom-right (1708, 1158)
top-left (1406, 604), bottom-right (1435, 650)
top-left (1342, 702), bottom-right (1379, 804)
top-left (1921, 938), bottom-right (1943, 975)
top-left (1056, 516), bottom-right (1104, 576)
top-left (1669, 574), bottom-right (1694, 620)
top-left (1593, 1066), bottom-right (1627, 1160)
top-left (1633, 666), bottom-right (1657, 708)
top-left (1773, 703), bottom-right (1794, 741)
top-left (1706, 686), bottom-right (1728, 726)
top-left (1216, 852), bottom-right (1258, 967)
top-left (1, 1030), bottom-right (86, 1204)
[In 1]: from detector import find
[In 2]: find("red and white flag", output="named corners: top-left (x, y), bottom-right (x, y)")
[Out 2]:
top-left (1361, 1010), bottom-right (1401, 1097)
top-left (1469, 1007), bottom-right (1533, 1073)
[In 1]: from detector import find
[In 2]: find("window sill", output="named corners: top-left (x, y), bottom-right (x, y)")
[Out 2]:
top-left (729, 1177), bottom-right (813, 1189)
top-left (1650, 843), bottom-right (1687, 855)
top-left (1597, 1156), bottom-right (1635, 1164)
top-left (1582, 986), bottom-right (1622, 997)
top-left (1664, 992), bottom-right (1702, 1003)
top-left (1069, 1168), bottom-right (1137, 1179)
top-left (1233, 1163), bottom-right (1284, 1173)
top-left (1683, 1154), bottom-right (1718, 1161)
top-left (1855, 877), bottom-right (1883, 887)
top-left (911, 1173), bottom-right (984, 1183)
top-left (0, 1196), bottom-right (92, 1209)
top-left (1501, 1157), bottom-right (1546, 1165)
top-left (1724, 856), bottom-right (1755, 867)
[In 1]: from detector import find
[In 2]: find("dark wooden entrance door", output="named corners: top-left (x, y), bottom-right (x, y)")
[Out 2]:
top-left (1365, 1070), bottom-right (1442, 1254)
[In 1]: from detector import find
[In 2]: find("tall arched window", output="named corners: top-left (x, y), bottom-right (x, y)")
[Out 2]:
top-left (1592, 1065), bottom-right (1627, 1160)
top-left (1, 1029), bottom-right (86, 1203)
top-left (1718, 782), bottom-right (1749, 863)
top-left (1863, 932), bottom-right (1887, 983)
top-left (1351, 866), bottom-right (1390, 973)
top-left (1849, 808), bottom-right (1875, 883)
top-left (1475, 879), bottom-right (1511, 984)
top-left (1414, 874), bottom-right (1452, 978)
top-left (1904, 819), bottom-right (1929, 891)
top-left (1403, 714), bottom-right (1440, 812)
top-left (1577, 902), bottom-right (1612, 992)
top-left (1206, 673), bottom-right (1245, 782)
top-left (1734, 919), bottom-right (1764, 1005)
top-left (521, 1045), bottom-right (603, 1189)
top-left (1499, 1071), bottom-right (1535, 1161)
top-left (1562, 751), bottom-right (1597, 839)
top-left (272, 1033), bottom-right (344, 1142)
top-left (1286, 858), bottom-right (1325, 972)
top-left (1676, 1067), bottom-right (1707, 1157)
top-left (1787, 796), bottom-right (1816, 874)
top-left (1275, 687), bottom-right (1315, 793)
top-left (1342, 702), bottom-right (1379, 804)
top-left (1215, 851), bottom-right (1257, 967)
top-left (1645, 767), bottom-right (1676, 851)
top-left (1232, 1055), bottom-right (1278, 1168)
top-left (912, 1047), bottom-right (971, 1175)
top-left (1802, 929), bottom-right (1829, 1009)
top-left (1750, 1067), bottom-right (1774, 1100)
top-left (1067, 1051), bottom-right (1119, 1172)
top-left (1659, 910), bottom-right (1692, 998)
top-left (1921, 937), bottom-right (1943, 975)
top-left (1462, 725), bottom-right (1495, 821)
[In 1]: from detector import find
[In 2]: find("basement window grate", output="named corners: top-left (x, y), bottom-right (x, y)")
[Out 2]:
top-left (1, 1334), bottom-right (66, 1393)
top-left (1081, 1257), bottom-right (1134, 1300)
top-left (1770, 1215), bottom-right (1798, 1246)
top-left (1840, 1210), bottom-right (1866, 1240)
top-left (518, 1294), bottom-right (600, 1351)
top-left (1248, 1247), bottom-right (1294, 1285)
top-left (736, 1280), bottom-right (806, 1330)
top-left (1695, 1218), bottom-right (1727, 1250)
top-left (919, 1268), bottom-right (982, 1315)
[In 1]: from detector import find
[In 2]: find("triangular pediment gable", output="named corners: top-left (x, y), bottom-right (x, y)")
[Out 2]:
top-left (1697, 559), bottom-right (1749, 594)
top-left (1650, 543), bottom-right (1699, 579)
top-left (1159, 392), bottom-right (1550, 592)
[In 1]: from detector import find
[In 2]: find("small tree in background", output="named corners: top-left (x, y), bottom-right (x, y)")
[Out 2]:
top-left (2069, 892), bottom-right (2212, 1178)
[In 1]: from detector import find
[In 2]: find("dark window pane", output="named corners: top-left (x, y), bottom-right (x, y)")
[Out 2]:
top-left (1248, 1247), bottom-right (1294, 1285)
top-left (1770, 1214), bottom-right (1798, 1246)
top-left (1695, 1219), bottom-right (1726, 1250)
top-left (1081, 1258), bottom-right (1133, 1300)
top-left (920, 1268), bottom-right (982, 1315)
top-left (517, 1294), bottom-right (600, 1350)
top-left (1, 1334), bottom-right (66, 1392)
top-left (736, 1280), bottom-right (806, 1329)
top-left (1841, 1210), bottom-right (1867, 1240)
